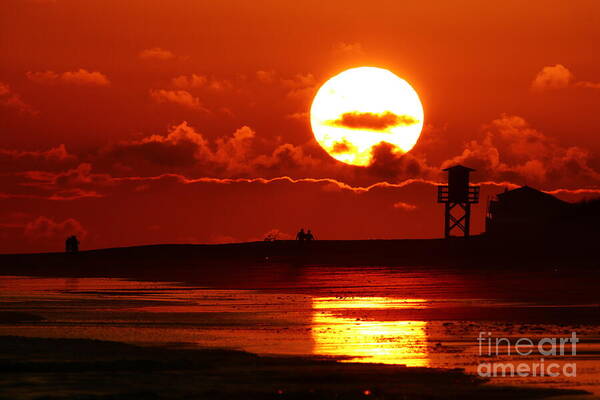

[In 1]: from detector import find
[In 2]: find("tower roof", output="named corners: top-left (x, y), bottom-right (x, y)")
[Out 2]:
top-left (442, 164), bottom-right (475, 172)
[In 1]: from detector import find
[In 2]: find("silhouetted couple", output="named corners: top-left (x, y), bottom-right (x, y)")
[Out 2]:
top-left (296, 228), bottom-right (315, 241)
top-left (65, 235), bottom-right (79, 253)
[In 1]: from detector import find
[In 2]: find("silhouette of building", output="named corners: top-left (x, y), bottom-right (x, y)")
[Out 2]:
top-left (485, 185), bottom-right (570, 236)
top-left (437, 165), bottom-right (480, 238)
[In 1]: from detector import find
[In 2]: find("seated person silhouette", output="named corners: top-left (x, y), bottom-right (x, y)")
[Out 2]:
top-left (305, 230), bottom-right (315, 241)
top-left (296, 228), bottom-right (306, 241)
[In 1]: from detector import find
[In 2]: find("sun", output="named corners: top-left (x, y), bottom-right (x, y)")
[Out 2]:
top-left (310, 67), bottom-right (424, 166)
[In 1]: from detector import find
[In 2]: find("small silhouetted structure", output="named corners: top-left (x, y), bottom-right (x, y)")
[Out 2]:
top-left (437, 165), bottom-right (480, 238)
top-left (65, 235), bottom-right (79, 253)
top-left (264, 232), bottom-right (278, 242)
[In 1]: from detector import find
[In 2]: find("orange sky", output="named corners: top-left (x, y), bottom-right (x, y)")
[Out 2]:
top-left (1, 0), bottom-right (600, 252)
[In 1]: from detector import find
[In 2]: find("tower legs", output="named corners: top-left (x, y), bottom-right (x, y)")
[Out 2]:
top-left (444, 202), bottom-right (471, 238)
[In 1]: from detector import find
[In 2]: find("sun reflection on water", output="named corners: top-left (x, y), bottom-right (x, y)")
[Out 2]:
top-left (311, 297), bottom-right (429, 366)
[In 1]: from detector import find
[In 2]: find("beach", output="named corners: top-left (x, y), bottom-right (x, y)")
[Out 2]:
top-left (1, 241), bottom-right (599, 398)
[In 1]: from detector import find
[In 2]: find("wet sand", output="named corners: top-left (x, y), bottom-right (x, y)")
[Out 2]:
top-left (1, 240), bottom-right (599, 398)
top-left (2, 335), bottom-right (590, 400)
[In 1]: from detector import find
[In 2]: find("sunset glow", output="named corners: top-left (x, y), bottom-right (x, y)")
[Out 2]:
top-left (310, 67), bottom-right (424, 166)
top-left (311, 297), bottom-right (429, 366)
top-left (3, 1), bottom-right (600, 398)
top-left (1, 1), bottom-right (600, 251)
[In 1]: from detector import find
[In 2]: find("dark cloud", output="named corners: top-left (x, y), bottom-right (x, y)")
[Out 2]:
top-left (441, 114), bottom-right (600, 188)
top-left (3, 116), bottom-right (597, 210)
top-left (331, 140), bottom-right (353, 154)
top-left (366, 142), bottom-right (437, 181)
top-left (23, 163), bottom-right (112, 188)
top-left (328, 111), bottom-right (418, 131)
top-left (100, 122), bottom-right (323, 178)
top-left (254, 143), bottom-right (321, 172)
top-left (17, 163), bottom-right (111, 200)
top-left (0, 144), bottom-right (76, 172)
top-left (104, 122), bottom-right (210, 169)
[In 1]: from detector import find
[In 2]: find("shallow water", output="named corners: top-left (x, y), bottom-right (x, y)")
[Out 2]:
top-left (1, 266), bottom-right (599, 395)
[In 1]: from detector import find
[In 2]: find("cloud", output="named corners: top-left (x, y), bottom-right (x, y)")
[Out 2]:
top-left (0, 81), bottom-right (37, 114)
top-left (100, 122), bottom-right (324, 178)
top-left (0, 144), bottom-right (76, 172)
top-left (26, 71), bottom-right (59, 84)
top-left (21, 163), bottom-right (112, 199)
top-left (102, 122), bottom-right (269, 175)
top-left (24, 216), bottom-right (87, 241)
top-left (367, 142), bottom-right (437, 181)
top-left (27, 69), bottom-right (110, 86)
top-left (254, 143), bottom-right (321, 173)
top-left (441, 114), bottom-right (600, 188)
top-left (103, 122), bottom-right (212, 169)
top-left (393, 201), bottom-right (417, 211)
top-left (206, 78), bottom-right (233, 92)
top-left (113, 174), bottom-right (440, 195)
top-left (331, 140), bottom-right (354, 154)
top-left (96, 121), bottom-right (437, 184)
top-left (213, 126), bottom-right (256, 167)
top-left (332, 42), bottom-right (365, 56)
top-left (149, 89), bottom-right (208, 111)
top-left (172, 74), bottom-right (232, 91)
top-left (531, 64), bottom-right (573, 90)
top-left (327, 111), bottom-right (419, 131)
top-left (0, 82), bottom-right (9, 96)
top-left (286, 111), bottom-right (309, 121)
top-left (139, 47), bottom-right (176, 60)
top-left (281, 73), bottom-right (317, 89)
top-left (61, 69), bottom-right (110, 86)
top-left (6, 109), bottom-right (595, 206)
top-left (171, 74), bottom-right (207, 89)
top-left (255, 70), bottom-right (317, 96)
top-left (256, 70), bottom-right (277, 84)
top-left (575, 81), bottom-right (600, 89)
top-left (281, 73), bottom-right (317, 99)
top-left (532, 64), bottom-right (600, 91)
top-left (0, 144), bottom-right (74, 161)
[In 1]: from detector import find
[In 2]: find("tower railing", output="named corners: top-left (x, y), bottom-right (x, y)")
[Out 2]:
top-left (437, 185), bottom-right (480, 203)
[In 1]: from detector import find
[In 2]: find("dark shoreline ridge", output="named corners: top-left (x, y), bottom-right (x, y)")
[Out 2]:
top-left (0, 336), bottom-right (590, 400)
top-left (1, 235), bottom-right (598, 276)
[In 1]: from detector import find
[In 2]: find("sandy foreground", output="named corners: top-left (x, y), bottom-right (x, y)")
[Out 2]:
top-left (1, 240), bottom-right (599, 399)
top-left (0, 335), bottom-right (592, 400)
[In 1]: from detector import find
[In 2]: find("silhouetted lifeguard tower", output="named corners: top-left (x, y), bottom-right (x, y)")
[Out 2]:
top-left (437, 165), bottom-right (479, 238)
